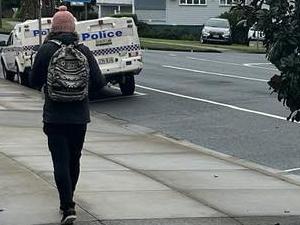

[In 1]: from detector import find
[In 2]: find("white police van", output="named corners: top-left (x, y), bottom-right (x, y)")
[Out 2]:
top-left (1, 18), bottom-right (52, 85)
top-left (1, 17), bottom-right (143, 95)
top-left (76, 17), bottom-right (143, 95)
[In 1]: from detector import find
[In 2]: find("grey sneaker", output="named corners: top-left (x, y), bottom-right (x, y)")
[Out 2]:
top-left (61, 208), bottom-right (76, 225)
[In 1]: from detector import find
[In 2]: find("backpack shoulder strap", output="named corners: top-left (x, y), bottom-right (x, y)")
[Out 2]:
top-left (48, 39), bottom-right (63, 47)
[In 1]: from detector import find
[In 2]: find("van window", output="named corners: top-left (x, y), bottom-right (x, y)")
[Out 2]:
top-left (7, 33), bottom-right (13, 46)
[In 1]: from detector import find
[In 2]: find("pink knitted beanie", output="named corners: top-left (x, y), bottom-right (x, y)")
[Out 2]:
top-left (52, 6), bottom-right (75, 33)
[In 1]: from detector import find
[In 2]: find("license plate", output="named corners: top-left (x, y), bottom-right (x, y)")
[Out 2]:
top-left (96, 39), bottom-right (112, 46)
top-left (213, 35), bottom-right (219, 38)
top-left (98, 57), bottom-right (114, 64)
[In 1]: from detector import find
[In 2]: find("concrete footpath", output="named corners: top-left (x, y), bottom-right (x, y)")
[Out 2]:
top-left (1, 79), bottom-right (300, 225)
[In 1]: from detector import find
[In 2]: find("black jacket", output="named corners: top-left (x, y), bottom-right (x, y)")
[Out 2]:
top-left (30, 32), bottom-right (106, 124)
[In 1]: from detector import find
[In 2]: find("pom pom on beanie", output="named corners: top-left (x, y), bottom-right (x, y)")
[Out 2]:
top-left (52, 6), bottom-right (75, 33)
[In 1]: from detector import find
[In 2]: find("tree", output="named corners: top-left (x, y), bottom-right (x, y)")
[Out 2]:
top-left (2, 0), bottom-right (21, 9)
top-left (258, 0), bottom-right (300, 121)
top-left (18, 0), bottom-right (58, 20)
top-left (42, 0), bottom-right (56, 17)
top-left (19, 0), bottom-right (38, 20)
top-left (219, 0), bottom-right (264, 43)
top-left (228, 0), bottom-right (300, 121)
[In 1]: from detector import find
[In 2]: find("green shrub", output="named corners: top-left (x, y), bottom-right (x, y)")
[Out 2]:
top-left (219, 11), bottom-right (249, 44)
top-left (111, 14), bottom-right (138, 25)
top-left (259, 0), bottom-right (300, 121)
top-left (138, 24), bottom-right (203, 41)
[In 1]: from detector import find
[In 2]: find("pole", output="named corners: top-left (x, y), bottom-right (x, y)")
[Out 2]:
top-left (85, 3), bottom-right (88, 20)
top-left (98, 4), bottom-right (102, 18)
top-left (0, 0), bottom-right (2, 28)
top-left (38, 0), bottom-right (42, 46)
top-left (132, 0), bottom-right (135, 14)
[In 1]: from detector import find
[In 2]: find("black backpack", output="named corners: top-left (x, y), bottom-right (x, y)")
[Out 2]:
top-left (47, 40), bottom-right (90, 102)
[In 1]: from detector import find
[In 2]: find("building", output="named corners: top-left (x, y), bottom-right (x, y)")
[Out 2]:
top-left (135, 0), bottom-right (235, 25)
top-left (95, 0), bottom-right (236, 25)
top-left (97, 0), bottom-right (134, 17)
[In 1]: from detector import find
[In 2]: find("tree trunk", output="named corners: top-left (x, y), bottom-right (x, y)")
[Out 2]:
top-left (19, 0), bottom-right (38, 20)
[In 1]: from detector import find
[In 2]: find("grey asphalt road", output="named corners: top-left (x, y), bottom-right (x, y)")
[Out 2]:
top-left (90, 50), bottom-right (300, 172)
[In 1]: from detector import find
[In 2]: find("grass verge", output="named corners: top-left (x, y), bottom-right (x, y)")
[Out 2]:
top-left (141, 38), bottom-right (266, 54)
top-left (0, 18), bottom-right (20, 34)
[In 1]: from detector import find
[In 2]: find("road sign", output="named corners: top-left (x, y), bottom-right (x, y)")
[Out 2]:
top-left (70, 2), bottom-right (85, 6)
top-left (63, 0), bottom-right (92, 3)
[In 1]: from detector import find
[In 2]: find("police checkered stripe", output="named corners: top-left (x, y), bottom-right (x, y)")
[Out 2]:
top-left (1, 44), bottom-right (141, 55)
top-left (92, 44), bottom-right (140, 56)
top-left (1, 45), bottom-right (37, 53)
top-left (22, 45), bottom-right (37, 51)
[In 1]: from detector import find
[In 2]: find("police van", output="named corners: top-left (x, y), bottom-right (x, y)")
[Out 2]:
top-left (1, 17), bottom-right (143, 95)
top-left (1, 18), bottom-right (52, 85)
top-left (76, 17), bottom-right (143, 95)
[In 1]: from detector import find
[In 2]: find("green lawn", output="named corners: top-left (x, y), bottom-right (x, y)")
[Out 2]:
top-left (141, 38), bottom-right (266, 54)
top-left (0, 18), bottom-right (20, 34)
top-left (0, 21), bottom-right (265, 54)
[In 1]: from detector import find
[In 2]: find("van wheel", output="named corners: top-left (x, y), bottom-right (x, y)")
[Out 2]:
top-left (119, 75), bottom-right (135, 96)
top-left (16, 66), bottom-right (29, 86)
top-left (1, 60), bottom-right (15, 81)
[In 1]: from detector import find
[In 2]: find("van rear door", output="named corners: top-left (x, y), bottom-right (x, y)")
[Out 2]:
top-left (76, 17), bottom-right (141, 76)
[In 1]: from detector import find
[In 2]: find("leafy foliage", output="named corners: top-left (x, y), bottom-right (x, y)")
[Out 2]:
top-left (256, 0), bottom-right (300, 121)
top-left (2, 0), bottom-right (20, 9)
top-left (230, 0), bottom-right (300, 121)
top-left (219, 0), bottom-right (264, 43)
top-left (18, 0), bottom-right (39, 20)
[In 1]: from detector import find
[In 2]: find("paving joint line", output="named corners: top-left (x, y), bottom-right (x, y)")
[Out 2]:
top-left (83, 147), bottom-right (244, 225)
top-left (0, 152), bottom-right (103, 224)
top-left (155, 133), bottom-right (300, 188)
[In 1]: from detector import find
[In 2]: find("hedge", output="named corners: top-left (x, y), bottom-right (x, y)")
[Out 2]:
top-left (111, 13), bottom-right (203, 41)
top-left (138, 23), bottom-right (203, 41)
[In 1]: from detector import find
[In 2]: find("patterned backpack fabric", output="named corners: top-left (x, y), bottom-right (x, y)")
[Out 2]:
top-left (47, 40), bottom-right (90, 102)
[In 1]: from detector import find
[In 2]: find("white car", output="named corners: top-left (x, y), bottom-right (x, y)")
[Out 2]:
top-left (201, 18), bottom-right (232, 44)
top-left (248, 24), bottom-right (265, 43)
top-left (0, 18), bottom-right (53, 85)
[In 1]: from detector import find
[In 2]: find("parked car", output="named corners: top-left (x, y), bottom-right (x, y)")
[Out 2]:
top-left (201, 18), bottom-right (232, 45)
top-left (248, 23), bottom-right (265, 44)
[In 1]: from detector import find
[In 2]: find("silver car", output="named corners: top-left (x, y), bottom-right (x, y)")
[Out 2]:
top-left (201, 18), bottom-right (232, 44)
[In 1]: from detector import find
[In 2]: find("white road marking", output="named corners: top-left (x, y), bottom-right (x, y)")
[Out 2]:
top-left (169, 54), bottom-right (177, 57)
top-left (280, 168), bottom-right (300, 173)
top-left (90, 86), bottom-right (147, 103)
top-left (187, 57), bottom-right (242, 66)
top-left (187, 56), bottom-right (277, 71)
top-left (243, 63), bottom-right (277, 71)
top-left (136, 84), bottom-right (287, 121)
top-left (109, 85), bottom-right (147, 96)
top-left (162, 65), bottom-right (269, 82)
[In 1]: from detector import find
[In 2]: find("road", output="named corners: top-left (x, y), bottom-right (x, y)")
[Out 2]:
top-left (90, 50), bottom-right (300, 172)
top-left (1, 45), bottom-right (299, 173)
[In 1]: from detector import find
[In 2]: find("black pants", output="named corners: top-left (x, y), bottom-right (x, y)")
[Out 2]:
top-left (43, 123), bottom-right (87, 210)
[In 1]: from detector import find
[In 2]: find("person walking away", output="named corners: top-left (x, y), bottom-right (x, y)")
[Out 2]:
top-left (30, 6), bottom-right (105, 225)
